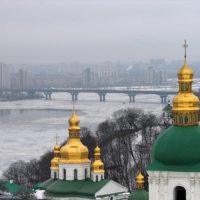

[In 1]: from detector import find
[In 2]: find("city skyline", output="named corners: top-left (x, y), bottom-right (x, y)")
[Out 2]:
top-left (0, 0), bottom-right (200, 64)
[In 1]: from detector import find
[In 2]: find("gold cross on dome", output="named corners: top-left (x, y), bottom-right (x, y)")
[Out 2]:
top-left (182, 40), bottom-right (188, 64)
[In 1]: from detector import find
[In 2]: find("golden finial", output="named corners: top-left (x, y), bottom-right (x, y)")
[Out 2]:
top-left (182, 40), bottom-right (188, 64)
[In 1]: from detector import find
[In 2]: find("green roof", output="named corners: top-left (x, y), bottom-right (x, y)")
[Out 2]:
top-left (148, 125), bottom-right (200, 172)
top-left (39, 178), bottom-right (110, 198)
top-left (128, 189), bottom-right (149, 200)
top-left (0, 180), bottom-right (25, 194)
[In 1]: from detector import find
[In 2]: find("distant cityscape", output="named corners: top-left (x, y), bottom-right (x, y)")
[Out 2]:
top-left (1, 59), bottom-right (200, 91)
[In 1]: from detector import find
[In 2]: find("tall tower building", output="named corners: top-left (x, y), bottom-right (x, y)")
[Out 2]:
top-left (0, 63), bottom-right (10, 89)
top-left (147, 41), bottom-right (200, 200)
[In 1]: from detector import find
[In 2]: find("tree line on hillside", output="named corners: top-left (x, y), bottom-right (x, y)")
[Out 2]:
top-left (3, 108), bottom-right (170, 192)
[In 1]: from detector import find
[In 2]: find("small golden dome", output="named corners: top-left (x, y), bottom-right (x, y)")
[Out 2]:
top-left (60, 111), bottom-right (90, 164)
top-left (178, 64), bottom-right (193, 81)
top-left (51, 144), bottom-right (60, 170)
top-left (92, 145), bottom-right (105, 173)
top-left (94, 145), bottom-right (101, 154)
top-left (136, 172), bottom-right (144, 189)
top-left (54, 144), bottom-right (60, 152)
top-left (68, 112), bottom-right (80, 132)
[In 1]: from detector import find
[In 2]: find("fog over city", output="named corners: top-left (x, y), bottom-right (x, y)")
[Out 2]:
top-left (0, 0), bottom-right (200, 64)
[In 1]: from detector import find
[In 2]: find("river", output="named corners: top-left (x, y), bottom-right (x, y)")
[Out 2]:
top-left (0, 93), bottom-right (170, 176)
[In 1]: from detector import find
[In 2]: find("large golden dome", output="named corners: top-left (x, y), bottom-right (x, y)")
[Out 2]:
top-left (172, 62), bottom-right (199, 126)
top-left (59, 112), bottom-right (90, 164)
top-left (51, 144), bottom-right (60, 170)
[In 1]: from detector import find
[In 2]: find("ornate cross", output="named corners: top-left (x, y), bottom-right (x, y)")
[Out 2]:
top-left (182, 40), bottom-right (188, 64)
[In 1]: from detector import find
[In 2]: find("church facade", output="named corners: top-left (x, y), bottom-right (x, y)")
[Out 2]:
top-left (37, 112), bottom-right (128, 199)
top-left (147, 43), bottom-right (200, 200)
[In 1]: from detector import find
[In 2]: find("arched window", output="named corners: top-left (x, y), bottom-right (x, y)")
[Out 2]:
top-left (85, 168), bottom-right (87, 179)
top-left (63, 169), bottom-right (66, 180)
top-left (54, 172), bottom-right (57, 180)
top-left (96, 175), bottom-right (98, 182)
top-left (101, 175), bottom-right (103, 180)
top-left (190, 113), bottom-right (192, 123)
top-left (174, 186), bottom-right (186, 200)
top-left (74, 169), bottom-right (78, 180)
top-left (184, 114), bottom-right (188, 124)
top-left (180, 114), bottom-right (183, 124)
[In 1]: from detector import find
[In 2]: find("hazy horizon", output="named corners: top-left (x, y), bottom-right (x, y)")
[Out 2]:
top-left (0, 0), bottom-right (200, 64)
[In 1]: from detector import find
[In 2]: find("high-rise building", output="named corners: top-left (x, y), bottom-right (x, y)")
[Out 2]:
top-left (0, 63), bottom-right (10, 89)
top-left (144, 66), bottom-right (167, 86)
top-left (11, 69), bottom-right (32, 89)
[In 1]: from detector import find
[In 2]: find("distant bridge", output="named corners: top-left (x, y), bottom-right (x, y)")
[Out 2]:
top-left (0, 87), bottom-right (192, 103)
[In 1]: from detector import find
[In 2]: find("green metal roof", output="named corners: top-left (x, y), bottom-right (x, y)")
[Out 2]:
top-left (128, 189), bottom-right (149, 200)
top-left (39, 178), bottom-right (110, 198)
top-left (0, 180), bottom-right (29, 195)
top-left (148, 125), bottom-right (200, 172)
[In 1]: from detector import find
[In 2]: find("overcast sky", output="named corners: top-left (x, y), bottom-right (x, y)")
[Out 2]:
top-left (0, 0), bottom-right (200, 64)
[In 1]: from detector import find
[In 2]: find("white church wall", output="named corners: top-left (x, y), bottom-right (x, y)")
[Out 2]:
top-left (51, 169), bottom-right (59, 179)
top-left (91, 172), bottom-right (104, 182)
top-left (148, 170), bottom-right (200, 200)
top-left (59, 162), bottom-right (91, 180)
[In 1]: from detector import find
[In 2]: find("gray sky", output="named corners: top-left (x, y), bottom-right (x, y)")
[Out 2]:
top-left (0, 0), bottom-right (200, 64)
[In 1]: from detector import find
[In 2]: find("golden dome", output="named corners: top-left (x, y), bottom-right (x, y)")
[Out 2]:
top-left (68, 112), bottom-right (80, 133)
top-left (60, 112), bottom-right (90, 164)
top-left (178, 64), bottom-right (193, 81)
top-left (172, 62), bottom-right (199, 126)
top-left (136, 172), bottom-right (144, 189)
top-left (92, 145), bottom-right (105, 173)
top-left (94, 145), bottom-right (101, 154)
top-left (54, 144), bottom-right (60, 152)
top-left (51, 144), bottom-right (60, 170)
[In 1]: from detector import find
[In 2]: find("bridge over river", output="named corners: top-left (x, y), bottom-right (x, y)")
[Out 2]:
top-left (2, 87), bottom-right (197, 103)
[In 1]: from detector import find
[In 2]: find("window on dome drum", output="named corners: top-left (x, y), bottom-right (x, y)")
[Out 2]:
top-left (101, 175), bottom-right (103, 180)
top-left (184, 114), bottom-right (188, 124)
top-left (180, 114), bottom-right (183, 124)
top-left (74, 169), bottom-right (78, 180)
top-left (96, 175), bottom-right (98, 182)
top-left (63, 169), bottom-right (66, 180)
top-left (174, 186), bottom-right (186, 200)
top-left (85, 168), bottom-right (87, 179)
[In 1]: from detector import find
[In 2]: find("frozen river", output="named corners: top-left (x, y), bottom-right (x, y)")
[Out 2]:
top-left (0, 93), bottom-right (171, 176)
